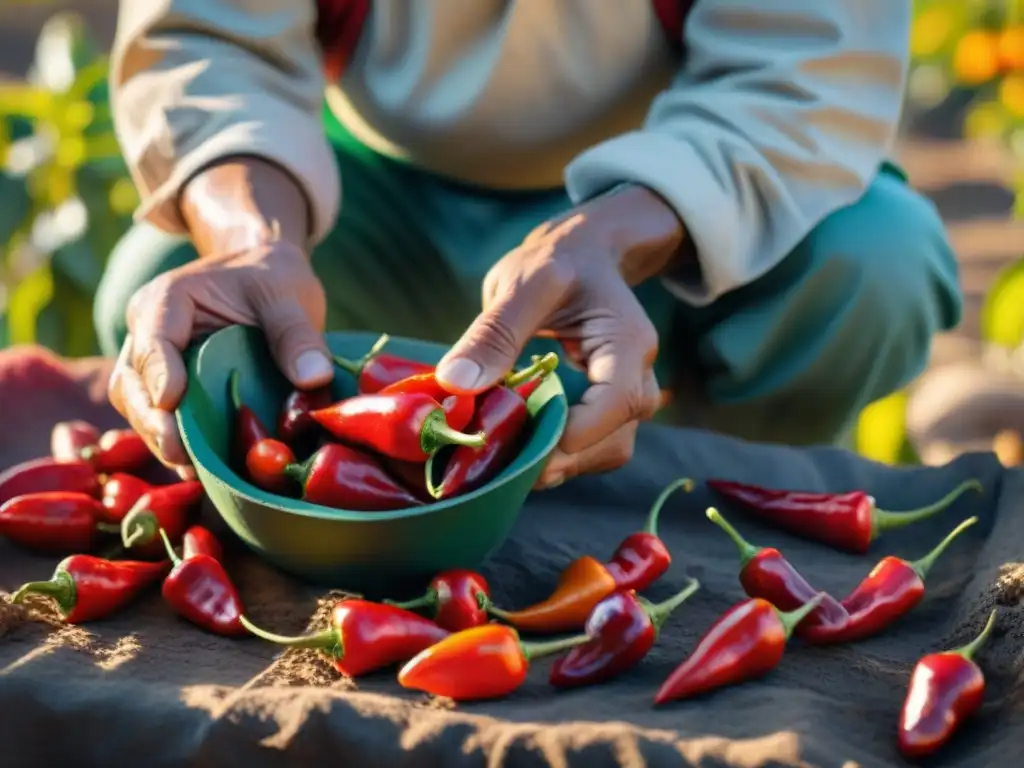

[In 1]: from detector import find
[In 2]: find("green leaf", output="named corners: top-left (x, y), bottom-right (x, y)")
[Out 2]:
top-left (981, 258), bottom-right (1024, 348)
top-left (6, 263), bottom-right (54, 346)
top-left (855, 390), bottom-right (910, 465)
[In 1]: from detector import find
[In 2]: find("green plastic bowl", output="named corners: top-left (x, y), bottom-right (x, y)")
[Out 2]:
top-left (175, 326), bottom-right (568, 593)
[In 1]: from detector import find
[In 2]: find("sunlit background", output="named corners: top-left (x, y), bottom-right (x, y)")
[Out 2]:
top-left (0, 0), bottom-right (1021, 465)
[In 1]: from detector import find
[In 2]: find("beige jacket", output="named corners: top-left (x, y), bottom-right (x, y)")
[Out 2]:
top-left (111, 0), bottom-right (910, 304)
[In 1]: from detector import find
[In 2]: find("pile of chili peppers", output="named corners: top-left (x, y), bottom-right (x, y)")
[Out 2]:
top-left (233, 333), bottom-right (561, 511)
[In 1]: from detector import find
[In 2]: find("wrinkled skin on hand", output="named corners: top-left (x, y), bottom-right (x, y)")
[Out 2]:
top-left (435, 186), bottom-right (685, 488)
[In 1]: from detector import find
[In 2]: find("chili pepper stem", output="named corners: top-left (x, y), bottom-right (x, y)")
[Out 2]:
top-left (705, 507), bottom-right (759, 569)
top-left (644, 478), bottom-right (695, 536)
top-left (228, 369), bottom-right (243, 412)
top-left (332, 333), bottom-right (391, 377)
top-left (158, 528), bottom-right (183, 568)
top-left (122, 511), bottom-right (158, 549)
top-left (504, 352), bottom-right (559, 389)
top-left (237, 615), bottom-right (342, 656)
top-left (95, 522), bottom-right (121, 535)
top-left (283, 461), bottom-right (309, 485)
top-left (519, 632), bottom-right (590, 662)
top-left (872, 480), bottom-right (982, 538)
top-left (420, 410), bottom-right (486, 455)
top-left (424, 452), bottom-right (443, 500)
top-left (9, 570), bottom-right (75, 613)
top-left (949, 609), bottom-right (998, 661)
top-left (641, 578), bottom-right (701, 634)
top-left (910, 517), bottom-right (979, 581)
top-left (776, 593), bottom-right (826, 639)
top-left (385, 592), bottom-right (434, 612)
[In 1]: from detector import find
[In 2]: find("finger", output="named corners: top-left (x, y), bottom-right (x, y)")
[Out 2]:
top-left (437, 257), bottom-right (574, 393)
top-left (128, 281), bottom-right (195, 410)
top-left (113, 336), bottom-right (191, 468)
top-left (536, 421), bottom-right (639, 489)
top-left (252, 296), bottom-right (334, 389)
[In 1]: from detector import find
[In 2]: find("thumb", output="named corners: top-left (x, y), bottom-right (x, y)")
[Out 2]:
top-left (254, 298), bottom-right (334, 388)
top-left (437, 272), bottom-right (570, 393)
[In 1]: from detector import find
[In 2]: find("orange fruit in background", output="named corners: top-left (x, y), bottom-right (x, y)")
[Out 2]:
top-left (999, 73), bottom-right (1024, 117)
top-left (998, 26), bottom-right (1024, 71)
top-left (954, 31), bottom-right (1001, 85)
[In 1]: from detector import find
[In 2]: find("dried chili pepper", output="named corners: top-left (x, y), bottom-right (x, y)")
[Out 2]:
top-left (158, 529), bottom-right (247, 636)
top-left (706, 507), bottom-right (848, 633)
top-left (707, 478), bottom-right (982, 554)
top-left (181, 525), bottom-right (223, 561)
top-left (228, 369), bottom-right (273, 468)
top-left (99, 473), bottom-right (153, 523)
top-left (239, 599), bottom-right (450, 677)
top-left (385, 569), bottom-right (491, 632)
top-left (10, 554), bottom-right (169, 624)
top-left (50, 420), bottom-right (101, 463)
top-left (398, 623), bottom-right (589, 701)
top-left (802, 517), bottom-right (979, 645)
top-left (654, 594), bottom-right (825, 704)
top-left (284, 443), bottom-right (421, 511)
top-left (603, 477), bottom-right (693, 592)
top-left (80, 429), bottom-right (152, 474)
top-left (245, 438), bottom-right (297, 495)
top-left (276, 385), bottom-right (334, 454)
top-left (332, 334), bottom-right (433, 394)
top-left (898, 609), bottom-right (998, 759)
top-left (550, 578), bottom-right (701, 689)
top-left (0, 492), bottom-right (117, 554)
top-left (488, 555), bottom-right (619, 634)
top-left (379, 372), bottom-right (476, 432)
top-left (311, 391), bottom-right (486, 463)
top-left (119, 480), bottom-right (205, 558)
top-left (0, 457), bottom-right (99, 505)
top-left (426, 353), bottom-right (559, 500)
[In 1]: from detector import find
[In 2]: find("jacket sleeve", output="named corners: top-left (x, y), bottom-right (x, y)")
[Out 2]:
top-left (564, 0), bottom-right (910, 305)
top-left (111, 0), bottom-right (339, 244)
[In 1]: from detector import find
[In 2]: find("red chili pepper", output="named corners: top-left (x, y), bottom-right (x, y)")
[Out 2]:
top-left (550, 579), bottom-right (701, 689)
top-left (311, 391), bottom-right (486, 463)
top-left (0, 457), bottom-right (99, 505)
top-left (80, 429), bottom-right (152, 474)
top-left (380, 373), bottom-right (476, 432)
top-left (654, 594), bottom-right (825, 704)
top-left (488, 555), bottom-right (619, 634)
top-left (181, 525), bottom-right (224, 561)
top-left (0, 491), bottom-right (118, 554)
top-left (283, 443), bottom-right (422, 511)
top-left (426, 353), bottom-right (559, 500)
top-left (604, 477), bottom-right (693, 592)
top-left (118, 480), bottom-right (205, 558)
top-left (385, 569), bottom-right (492, 632)
top-left (802, 517), bottom-right (979, 646)
top-left (245, 438), bottom-right (297, 495)
top-left (398, 623), bottom-right (588, 700)
top-left (99, 473), bottom-right (153, 523)
top-left (705, 507), bottom-right (848, 634)
top-left (239, 599), bottom-right (450, 677)
top-left (332, 334), bottom-right (434, 394)
top-left (706, 478), bottom-right (982, 554)
top-left (158, 529), bottom-right (247, 636)
top-left (50, 420), bottom-right (101, 462)
top-left (898, 609), bottom-right (998, 759)
top-left (9, 554), bottom-right (169, 624)
top-left (380, 458), bottom-right (434, 502)
top-left (276, 385), bottom-right (334, 453)
top-left (228, 369), bottom-right (273, 467)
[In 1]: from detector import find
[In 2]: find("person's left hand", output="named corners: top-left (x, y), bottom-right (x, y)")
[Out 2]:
top-left (434, 185), bottom-right (686, 489)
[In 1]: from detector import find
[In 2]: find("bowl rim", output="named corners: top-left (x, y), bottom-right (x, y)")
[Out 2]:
top-left (175, 327), bottom-right (569, 523)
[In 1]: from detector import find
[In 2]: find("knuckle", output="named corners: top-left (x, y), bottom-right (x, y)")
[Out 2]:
top-left (631, 317), bottom-right (660, 359)
top-left (607, 434), bottom-right (635, 468)
top-left (472, 307), bottom-right (522, 358)
top-left (621, 381), bottom-right (652, 422)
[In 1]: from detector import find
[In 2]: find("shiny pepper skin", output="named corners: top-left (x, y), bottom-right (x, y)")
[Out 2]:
top-left (386, 569), bottom-right (492, 632)
top-left (81, 429), bottom-right (152, 474)
top-left (0, 457), bottom-right (100, 505)
top-left (245, 438), bottom-right (297, 495)
top-left (159, 529), bottom-right (246, 636)
top-left (50, 420), bottom-right (101, 463)
top-left (276, 386), bottom-right (334, 454)
top-left (100, 473), bottom-right (153, 523)
top-left (0, 492), bottom-right (109, 554)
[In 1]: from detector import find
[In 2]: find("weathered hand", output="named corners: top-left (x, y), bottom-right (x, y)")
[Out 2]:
top-left (108, 241), bottom-right (333, 475)
top-left (435, 186), bottom-right (684, 488)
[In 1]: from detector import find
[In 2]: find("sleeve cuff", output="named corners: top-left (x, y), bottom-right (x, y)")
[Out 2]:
top-left (133, 105), bottom-right (341, 247)
top-left (565, 130), bottom-right (755, 306)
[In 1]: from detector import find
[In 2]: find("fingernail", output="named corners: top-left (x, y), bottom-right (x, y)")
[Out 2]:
top-left (294, 350), bottom-right (333, 384)
top-left (436, 358), bottom-right (483, 391)
top-left (538, 473), bottom-right (566, 490)
top-left (175, 465), bottom-right (196, 481)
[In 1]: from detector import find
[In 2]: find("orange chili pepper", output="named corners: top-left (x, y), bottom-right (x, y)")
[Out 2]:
top-left (487, 555), bottom-right (619, 634)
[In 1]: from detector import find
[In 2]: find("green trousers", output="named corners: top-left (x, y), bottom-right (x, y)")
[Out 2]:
top-left (94, 108), bottom-right (962, 446)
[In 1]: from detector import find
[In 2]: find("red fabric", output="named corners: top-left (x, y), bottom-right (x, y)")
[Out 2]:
top-left (312, 0), bottom-right (691, 80)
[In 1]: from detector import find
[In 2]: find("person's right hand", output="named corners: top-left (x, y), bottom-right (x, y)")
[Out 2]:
top-left (108, 241), bottom-right (334, 476)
